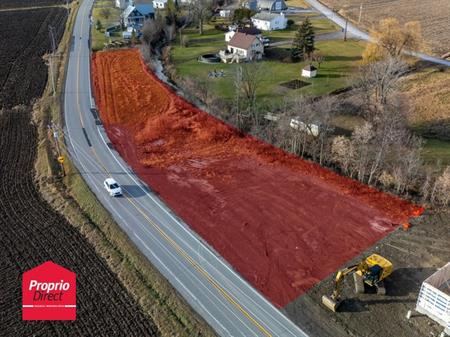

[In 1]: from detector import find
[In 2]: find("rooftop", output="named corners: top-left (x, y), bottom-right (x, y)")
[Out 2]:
top-left (228, 32), bottom-right (259, 50)
top-left (252, 11), bottom-right (284, 22)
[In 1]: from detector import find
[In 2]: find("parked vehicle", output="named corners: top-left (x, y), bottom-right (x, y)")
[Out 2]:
top-left (290, 117), bottom-right (320, 136)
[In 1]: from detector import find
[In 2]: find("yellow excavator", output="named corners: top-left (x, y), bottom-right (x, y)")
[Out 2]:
top-left (322, 254), bottom-right (393, 312)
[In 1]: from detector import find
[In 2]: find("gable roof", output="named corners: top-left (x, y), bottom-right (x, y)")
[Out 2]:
top-left (123, 3), bottom-right (154, 18)
top-left (252, 12), bottom-right (283, 22)
top-left (228, 32), bottom-right (259, 50)
top-left (258, 0), bottom-right (287, 10)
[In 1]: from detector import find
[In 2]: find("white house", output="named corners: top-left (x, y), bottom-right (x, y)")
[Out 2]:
top-left (251, 12), bottom-right (287, 31)
top-left (122, 3), bottom-right (155, 29)
top-left (302, 64), bottom-right (317, 78)
top-left (225, 27), bottom-right (262, 42)
top-left (116, 0), bottom-right (130, 9)
top-left (220, 32), bottom-right (264, 63)
top-left (153, 0), bottom-right (167, 8)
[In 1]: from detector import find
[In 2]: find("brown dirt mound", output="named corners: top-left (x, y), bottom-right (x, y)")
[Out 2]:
top-left (92, 48), bottom-right (423, 307)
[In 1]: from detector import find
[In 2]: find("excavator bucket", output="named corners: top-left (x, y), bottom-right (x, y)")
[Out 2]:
top-left (321, 295), bottom-right (340, 312)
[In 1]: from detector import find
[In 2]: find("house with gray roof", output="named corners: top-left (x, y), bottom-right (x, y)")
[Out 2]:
top-left (251, 12), bottom-right (287, 31)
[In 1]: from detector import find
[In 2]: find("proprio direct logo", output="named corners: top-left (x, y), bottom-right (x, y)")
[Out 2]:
top-left (22, 261), bottom-right (76, 320)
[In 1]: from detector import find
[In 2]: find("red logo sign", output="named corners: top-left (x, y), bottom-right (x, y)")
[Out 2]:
top-left (22, 261), bottom-right (76, 320)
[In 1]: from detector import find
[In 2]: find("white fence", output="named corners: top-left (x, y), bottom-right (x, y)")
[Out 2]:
top-left (416, 262), bottom-right (450, 334)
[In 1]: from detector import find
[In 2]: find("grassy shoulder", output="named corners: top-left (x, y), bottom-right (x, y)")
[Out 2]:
top-left (401, 65), bottom-right (450, 168)
top-left (34, 1), bottom-right (217, 337)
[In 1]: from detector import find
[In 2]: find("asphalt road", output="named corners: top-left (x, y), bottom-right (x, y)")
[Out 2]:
top-left (63, 1), bottom-right (310, 337)
top-left (304, 0), bottom-right (450, 67)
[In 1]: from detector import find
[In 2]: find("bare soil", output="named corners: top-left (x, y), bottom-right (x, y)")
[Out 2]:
top-left (285, 210), bottom-right (450, 337)
top-left (92, 48), bottom-right (423, 308)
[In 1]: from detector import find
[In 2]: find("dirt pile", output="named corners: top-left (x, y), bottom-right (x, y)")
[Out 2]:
top-left (93, 48), bottom-right (423, 307)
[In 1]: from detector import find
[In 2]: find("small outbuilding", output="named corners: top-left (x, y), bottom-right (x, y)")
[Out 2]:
top-left (302, 64), bottom-right (317, 78)
top-left (251, 12), bottom-right (287, 31)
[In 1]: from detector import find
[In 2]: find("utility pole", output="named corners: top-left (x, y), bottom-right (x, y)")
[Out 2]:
top-left (358, 3), bottom-right (363, 24)
top-left (48, 25), bottom-right (57, 96)
top-left (344, 18), bottom-right (348, 41)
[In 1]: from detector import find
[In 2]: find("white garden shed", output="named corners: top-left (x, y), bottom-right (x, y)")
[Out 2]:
top-left (416, 262), bottom-right (450, 335)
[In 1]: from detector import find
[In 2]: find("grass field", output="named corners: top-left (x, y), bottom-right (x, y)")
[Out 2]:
top-left (264, 16), bottom-right (340, 41)
top-left (91, 0), bottom-right (122, 51)
top-left (172, 22), bottom-right (363, 103)
top-left (318, 0), bottom-right (450, 56)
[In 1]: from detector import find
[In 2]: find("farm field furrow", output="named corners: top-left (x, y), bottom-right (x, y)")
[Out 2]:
top-left (0, 0), bottom-right (70, 9)
top-left (92, 48), bottom-right (423, 308)
top-left (0, 8), bottom-right (67, 108)
top-left (0, 108), bottom-right (158, 336)
top-left (318, 0), bottom-right (450, 56)
top-left (0, 6), bottom-right (159, 336)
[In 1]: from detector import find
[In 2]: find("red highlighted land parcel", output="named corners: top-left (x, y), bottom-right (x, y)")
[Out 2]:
top-left (92, 49), bottom-right (423, 307)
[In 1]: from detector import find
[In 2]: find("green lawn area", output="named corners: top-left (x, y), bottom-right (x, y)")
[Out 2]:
top-left (172, 25), bottom-right (365, 104)
top-left (91, 0), bottom-right (122, 51)
top-left (421, 138), bottom-right (450, 168)
top-left (284, 0), bottom-right (310, 8)
top-left (264, 15), bottom-right (340, 42)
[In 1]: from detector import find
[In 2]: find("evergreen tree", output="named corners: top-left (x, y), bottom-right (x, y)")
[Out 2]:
top-left (303, 18), bottom-right (315, 57)
top-left (291, 23), bottom-right (306, 62)
top-left (290, 18), bottom-right (315, 62)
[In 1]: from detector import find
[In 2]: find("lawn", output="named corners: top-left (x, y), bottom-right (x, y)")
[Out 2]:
top-left (171, 27), bottom-right (365, 103)
top-left (421, 138), bottom-right (450, 168)
top-left (284, 0), bottom-right (310, 7)
top-left (264, 15), bottom-right (340, 42)
top-left (91, 0), bottom-right (122, 51)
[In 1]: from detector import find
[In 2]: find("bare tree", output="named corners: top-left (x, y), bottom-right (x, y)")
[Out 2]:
top-left (141, 18), bottom-right (165, 58)
top-left (431, 166), bottom-right (450, 206)
top-left (354, 57), bottom-right (408, 113)
top-left (351, 121), bottom-right (374, 182)
top-left (233, 63), bottom-right (264, 130)
top-left (311, 96), bottom-right (336, 165)
top-left (362, 18), bottom-right (423, 62)
top-left (331, 135), bottom-right (355, 177)
top-left (190, 0), bottom-right (213, 35)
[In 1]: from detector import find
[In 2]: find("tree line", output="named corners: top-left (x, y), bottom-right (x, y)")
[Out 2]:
top-left (141, 9), bottom-right (450, 208)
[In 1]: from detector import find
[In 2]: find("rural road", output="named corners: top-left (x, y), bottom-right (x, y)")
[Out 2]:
top-left (63, 1), bottom-right (310, 337)
top-left (303, 0), bottom-right (450, 67)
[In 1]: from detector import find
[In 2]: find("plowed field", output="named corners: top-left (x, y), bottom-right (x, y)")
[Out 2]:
top-left (320, 0), bottom-right (450, 56)
top-left (0, 8), bottom-right (158, 336)
top-left (0, 107), bottom-right (158, 336)
top-left (0, 0), bottom-right (71, 9)
top-left (92, 48), bottom-right (423, 307)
